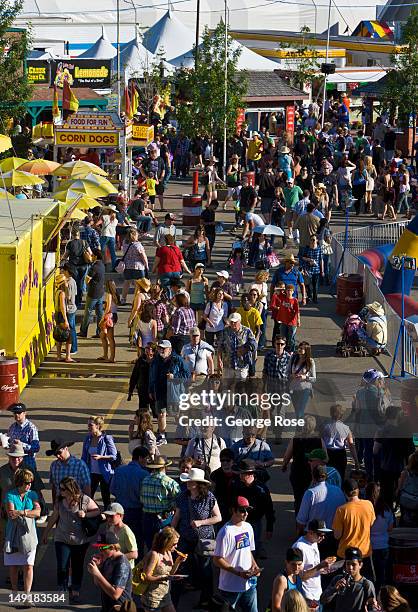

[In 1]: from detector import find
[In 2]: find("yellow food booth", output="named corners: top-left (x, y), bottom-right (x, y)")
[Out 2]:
top-left (0, 199), bottom-right (63, 391)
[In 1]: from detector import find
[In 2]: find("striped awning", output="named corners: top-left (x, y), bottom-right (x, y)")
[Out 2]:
top-left (351, 20), bottom-right (393, 40)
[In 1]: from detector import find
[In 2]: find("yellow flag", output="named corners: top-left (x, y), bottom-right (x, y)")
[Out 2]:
top-left (131, 82), bottom-right (139, 116)
top-left (52, 85), bottom-right (60, 119)
top-left (63, 79), bottom-right (79, 114)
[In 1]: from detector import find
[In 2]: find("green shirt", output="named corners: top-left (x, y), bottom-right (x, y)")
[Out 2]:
top-left (109, 524), bottom-right (137, 568)
top-left (284, 186), bottom-right (303, 210)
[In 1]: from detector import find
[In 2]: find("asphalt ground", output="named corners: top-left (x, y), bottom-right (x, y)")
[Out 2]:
top-left (0, 178), bottom-right (407, 611)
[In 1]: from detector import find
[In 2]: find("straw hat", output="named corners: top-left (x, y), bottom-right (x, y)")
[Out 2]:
top-left (135, 278), bottom-right (151, 292)
top-left (55, 273), bottom-right (67, 287)
top-left (147, 456), bottom-right (172, 469)
top-left (283, 252), bottom-right (296, 263)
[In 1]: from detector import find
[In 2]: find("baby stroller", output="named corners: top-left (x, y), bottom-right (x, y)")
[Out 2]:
top-left (336, 314), bottom-right (368, 357)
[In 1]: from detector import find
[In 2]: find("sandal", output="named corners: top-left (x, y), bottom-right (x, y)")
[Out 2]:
top-left (96, 356), bottom-right (107, 361)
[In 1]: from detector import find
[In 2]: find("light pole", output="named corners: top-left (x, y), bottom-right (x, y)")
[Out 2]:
top-left (223, 1), bottom-right (228, 182)
top-left (117, 0), bottom-right (121, 115)
top-left (195, 0), bottom-right (200, 69)
top-left (320, 0), bottom-right (332, 128)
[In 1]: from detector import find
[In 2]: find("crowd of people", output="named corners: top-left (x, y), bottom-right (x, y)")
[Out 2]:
top-left (2, 107), bottom-right (418, 612)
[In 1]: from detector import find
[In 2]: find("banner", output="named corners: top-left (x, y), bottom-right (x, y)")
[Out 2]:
top-left (285, 105), bottom-right (295, 133)
top-left (55, 130), bottom-right (119, 147)
top-left (51, 59), bottom-right (111, 89)
top-left (27, 60), bottom-right (50, 84)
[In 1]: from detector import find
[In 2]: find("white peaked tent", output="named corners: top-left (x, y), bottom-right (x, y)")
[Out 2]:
top-left (169, 39), bottom-right (280, 71)
top-left (142, 10), bottom-right (196, 59)
top-left (78, 27), bottom-right (117, 59)
top-left (116, 37), bottom-right (157, 79)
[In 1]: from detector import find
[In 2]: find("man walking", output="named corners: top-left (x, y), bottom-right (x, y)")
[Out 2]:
top-left (218, 313), bottom-right (257, 381)
top-left (7, 403), bottom-right (40, 471)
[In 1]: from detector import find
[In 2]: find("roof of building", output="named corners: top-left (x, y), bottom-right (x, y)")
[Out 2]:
top-left (0, 199), bottom-right (57, 245)
top-left (77, 27), bottom-right (117, 59)
top-left (230, 28), bottom-right (399, 48)
top-left (29, 84), bottom-right (105, 103)
top-left (378, 0), bottom-right (412, 24)
top-left (245, 71), bottom-right (308, 101)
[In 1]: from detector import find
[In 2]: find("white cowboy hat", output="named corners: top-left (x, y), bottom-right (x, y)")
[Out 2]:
top-left (180, 468), bottom-right (210, 484)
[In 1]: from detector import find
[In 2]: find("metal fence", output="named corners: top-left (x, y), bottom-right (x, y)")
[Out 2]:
top-left (330, 222), bottom-right (418, 377)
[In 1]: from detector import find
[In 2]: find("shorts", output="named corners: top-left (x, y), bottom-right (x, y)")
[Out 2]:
top-left (156, 183), bottom-right (164, 196)
top-left (190, 302), bottom-right (205, 312)
top-left (207, 183), bottom-right (216, 193)
top-left (123, 268), bottom-right (146, 281)
top-left (260, 197), bottom-right (274, 214)
top-left (149, 194), bottom-right (156, 204)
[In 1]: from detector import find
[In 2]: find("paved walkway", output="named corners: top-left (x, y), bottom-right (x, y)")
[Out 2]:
top-left (0, 179), bottom-right (400, 611)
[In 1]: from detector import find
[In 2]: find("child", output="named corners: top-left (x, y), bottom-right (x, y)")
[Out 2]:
top-left (145, 171), bottom-right (158, 209)
top-left (98, 280), bottom-right (120, 363)
top-left (229, 247), bottom-right (245, 294)
top-left (270, 282), bottom-right (300, 352)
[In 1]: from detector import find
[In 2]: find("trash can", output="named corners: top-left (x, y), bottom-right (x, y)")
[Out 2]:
top-left (336, 273), bottom-right (364, 316)
top-left (390, 528), bottom-right (418, 598)
top-left (182, 194), bottom-right (202, 227)
top-left (243, 171), bottom-right (255, 186)
top-left (0, 357), bottom-right (19, 410)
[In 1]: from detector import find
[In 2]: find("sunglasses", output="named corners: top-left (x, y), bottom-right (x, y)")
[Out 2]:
top-left (276, 341), bottom-right (286, 345)
top-left (237, 507), bottom-right (249, 513)
top-left (24, 481), bottom-right (33, 485)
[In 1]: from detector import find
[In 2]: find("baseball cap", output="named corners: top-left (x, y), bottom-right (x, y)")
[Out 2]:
top-left (307, 519), bottom-right (333, 534)
top-left (92, 531), bottom-right (119, 548)
top-left (286, 547), bottom-right (304, 562)
top-left (236, 496), bottom-right (253, 510)
top-left (195, 263), bottom-right (205, 269)
top-left (190, 327), bottom-right (200, 336)
top-left (165, 213), bottom-right (176, 220)
top-left (157, 340), bottom-right (172, 349)
top-left (345, 546), bottom-right (363, 561)
top-left (9, 403), bottom-right (27, 414)
top-left (216, 270), bottom-right (229, 279)
top-left (228, 312), bottom-right (241, 324)
top-left (306, 449), bottom-right (328, 462)
top-left (103, 503), bottom-right (124, 516)
top-left (362, 368), bottom-right (384, 383)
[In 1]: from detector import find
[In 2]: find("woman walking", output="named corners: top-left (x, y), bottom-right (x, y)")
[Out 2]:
top-left (186, 263), bottom-right (209, 325)
top-left (4, 468), bottom-right (41, 597)
top-left (149, 283), bottom-right (170, 340)
top-left (365, 155), bottom-right (377, 214)
top-left (54, 274), bottom-right (75, 363)
top-left (287, 341), bottom-right (316, 419)
top-left (128, 278), bottom-right (151, 331)
top-left (128, 410), bottom-right (159, 459)
top-left (366, 482), bottom-right (394, 591)
top-left (152, 234), bottom-right (191, 288)
top-left (321, 404), bottom-right (359, 481)
top-left (352, 159), bottom-right (369, 215)
top-left (42, 477), bottom-right (100, 603)
top-left (120, 228), bottom-right (149, 305)
top-left (98, 280), bottom-right (120, 363)
top-left (202, 287), bottom-right (228, 352)
top-left (184, 226), bottom-right (211, 269)
top-left (170, 293), bottom-right (196, 355)
top-left (135, 302), bottom-right (158, 349)
top-left (81, 415), bottom-right (118, 509)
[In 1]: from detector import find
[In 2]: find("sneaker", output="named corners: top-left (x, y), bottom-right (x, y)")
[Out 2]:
top-left (156, 434), bottom-right (167, 446)
top-left (70, 351), bottom-right (78, 356)
top-left (77, 332), bottom-right (87, 338)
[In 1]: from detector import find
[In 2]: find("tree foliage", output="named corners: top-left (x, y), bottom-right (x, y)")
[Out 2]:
top-left (131, 47), bottom-right (167, 122)
top-left (174, 21), bottom-right (247, 139)
top-left (382, 7), bottom-right (418, 127)
top-left (0, 0), bottom-right (32, 131)
top-left (280, 26), bottom-right (323, 93)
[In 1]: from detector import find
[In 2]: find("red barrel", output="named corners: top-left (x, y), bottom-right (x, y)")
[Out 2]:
top-left (336, 273), bottom-right (364, 316)
top-left (0, 358), bottom-right (19, 410)
top-left (390, 528), bottom-right (418, 592)
top-left (183, 194), bottom-right (202, 227)
top-left (243, 171), bottom-right (255, 186)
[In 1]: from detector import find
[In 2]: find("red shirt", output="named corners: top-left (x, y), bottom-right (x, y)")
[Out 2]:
top-left (270, 292), bottom-right (299, 326)
top-left (156, 245), bottom-right (183, 274)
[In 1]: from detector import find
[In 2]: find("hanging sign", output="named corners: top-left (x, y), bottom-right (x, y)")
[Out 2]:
top-left (54, 130), bottom-right (119, 146)
top-left (51, 59), bottom-right (111, 89)
top-left (285, 105), bottom-right (295, 132)
top-left (27, 60), bottom-right (50, 84)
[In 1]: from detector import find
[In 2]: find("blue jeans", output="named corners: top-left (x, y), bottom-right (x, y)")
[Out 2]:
top-left (280, 323), bottom-right (297, 353)
top-left (291, 388), bottom-right (311, 419)
top-left (80, 296), bottom-right (104, 337)
top-left (73, 266), bottom-right (88, 309)
top-left (356, 438), bottom-right (375, 479)
top-left (136, 216), bottom-right (152, 233)
top-left (124, 507), bottom-right (143, 557)
top-left (159, 271), bottom-right (181, 290)
top-left (67, 311), bottom-right (77, 354)
top-left (219, 585), bottom-right (258, 612)
top-left (54, 541), bottom-right (89, 591)
top-left (99, 236), bottom-right (117, 269)
top-left (397, 192), bottom-right (409, 214)
top-left (142, 512), bottom-right (164, 551)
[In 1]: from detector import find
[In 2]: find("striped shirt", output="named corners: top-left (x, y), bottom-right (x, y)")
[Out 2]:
top-left (171, 307), bottom-right (196, 336)
top-left (140, 471), bottom-right (180, 514)
top-left (149, 299), bottom-right (168, 332)
top-left (8, 420), bottom-right (40, 471)
top-left (50, 455), bottom-right (91, 495)
top-left (301, 246), bottom-right (323, 275)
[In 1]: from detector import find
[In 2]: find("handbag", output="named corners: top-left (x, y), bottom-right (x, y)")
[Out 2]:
top-left (53, 325), bottom-right (70, 343)
top-left (82, 241), bottom-right (93, 264)
top-left (132, 554), bottom-right (160, 595)
top-left (115, 242), bottom-right (134, 274)
top-left (79, 497), bottom-right (103, 538)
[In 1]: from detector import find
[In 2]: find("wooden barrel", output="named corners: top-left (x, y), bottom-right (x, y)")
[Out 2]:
top-left (0, 358), bottom-right (19, 410)
top-left (336, 273), bottom-right (364, 316)
top-left (183, 194), bottom-right (202, 227)
top-left (390, 528), bottom-right (418, 596)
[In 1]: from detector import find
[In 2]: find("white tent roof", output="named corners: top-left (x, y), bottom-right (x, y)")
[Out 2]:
top-left (78, 27), bottom-right (117, 59)
top-left (169, 39), bottom-right (280, 71)
top-left (142, 10), bottom-right (196, 59)
top-left (116, 37), bottom-right (156, 79)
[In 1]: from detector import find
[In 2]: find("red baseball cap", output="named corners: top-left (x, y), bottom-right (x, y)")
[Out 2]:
top-left (236, 496), bottom-right (253, 510)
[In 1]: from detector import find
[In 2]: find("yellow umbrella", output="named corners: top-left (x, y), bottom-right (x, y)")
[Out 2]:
top-left (60, 177), bottom-right (117, 198)
top-left (53, 189), bottom-right (102, 210)
top-left (0, 188), bottom-right (18, 200)
top-left (0, 170), bottom-right (45, 187)
top-left (17, 159), bottom-right (61, 175)
top-left (67, 206), bottom-right (89, 221)
top-left (0, 157), bottom-right (29, 172)
top-left (52, 160), bottom-right (108, 177)
top-left (0, 134), bottom-right (12, 154)
top-left (60, 172), bottom-right (116, 193)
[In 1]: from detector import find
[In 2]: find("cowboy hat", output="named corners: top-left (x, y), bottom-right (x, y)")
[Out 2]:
top-left (283, 252), bottom-right (296, 263)
top-left (279, 146), bottom-right (290, 154)
top-left (46, 438), bottom-right (75, 456)
top-left (316, 183), bottom-right (327, 190)
top-left (135, 278), bottom-right (151, 292)
top-left (236, 459), bottom-right (257, 473)
top-left (179, 468), bottom-right (210, 484)
top-left (7, 440), bottom-right (27, 457)
top-left (366, 301), bottom-right (385, 316)
top-left (147, 456), bottom-right (172, 469)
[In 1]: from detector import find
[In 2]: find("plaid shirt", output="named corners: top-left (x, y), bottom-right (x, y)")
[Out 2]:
top-left (301, 246), bottom-right (322, 275)
top-left (8, 420), bottom-right (40, 471)
top-left (140, 471), bottom-right (180, 514)
top-left (219, 325), bottom-right (257, 369)
top-left (80, 225), bottom-right (100, 251)
top-left (263, 350), bottom-right (291, 380)
top-left (49, 455), bottom-right (91, 495)
top-left (171, 307), bottom-right (196, 335)
top-left (149, 299), bottom-right (168, 332)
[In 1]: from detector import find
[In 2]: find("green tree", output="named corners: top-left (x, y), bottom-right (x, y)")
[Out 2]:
top-left (280, 26), bottom-right (323, 96)
top-left (0, 1), bottom-right (32, 131)
top-left (174, 21), bottom-right (247, 139)
top-left (382, 7), bottom-right (418, 153)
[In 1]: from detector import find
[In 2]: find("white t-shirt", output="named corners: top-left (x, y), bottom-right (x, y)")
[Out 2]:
top-left (101, 215), bottom-right (118, 238)
top-left (185, 435), bottom-right (226, 473)
top-left (204, 301), bottom-right (228, 333)
top-left (181, 341), bottom-right (214, 376)
top-left (245, 212), bottom-right (264, 227)
top-left (293, 535), bottom-right (322, 601)
top-left (215, 521), bottom-right (255, 592)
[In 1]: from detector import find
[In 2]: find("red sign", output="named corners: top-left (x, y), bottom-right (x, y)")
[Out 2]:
top-left (393, 564), bottom-right (418, 584)
top-left (286, 105), bottom-right (295, 133)
top-left (349, 82), bottom-right (359, 90)
top-left (236, 108), bottom-right (245, 131)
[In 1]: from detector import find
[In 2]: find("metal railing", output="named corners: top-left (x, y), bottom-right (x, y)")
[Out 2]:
top-left (330, 222), bottom-right (418, 377)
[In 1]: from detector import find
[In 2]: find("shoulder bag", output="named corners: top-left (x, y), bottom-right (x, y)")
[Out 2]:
top-left (79, 496), bottom-right (103, 538)
top-left (132, 553), bottom-right (160, 595)
top-left (115, 242), bottom-right (134, 274)
top-left (82, 240), bottom-right (93, 264)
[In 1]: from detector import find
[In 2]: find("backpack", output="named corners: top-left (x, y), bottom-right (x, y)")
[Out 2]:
top-left (400, 471), bottom-right (418, 510)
